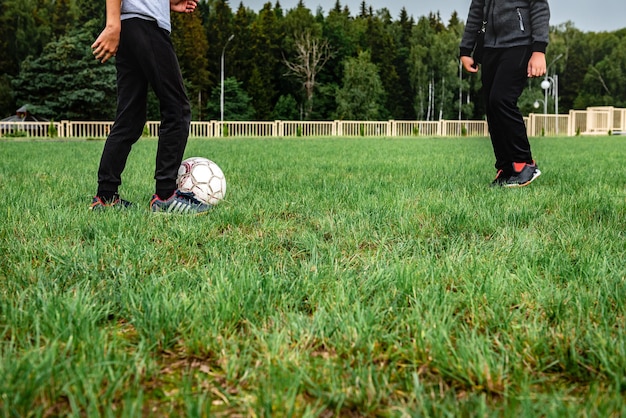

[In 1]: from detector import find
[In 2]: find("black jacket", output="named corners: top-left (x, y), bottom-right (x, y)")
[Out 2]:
top-left (459, 0), bottom-right (550, 57)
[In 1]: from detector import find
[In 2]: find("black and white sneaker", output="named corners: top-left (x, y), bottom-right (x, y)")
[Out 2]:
top-left (490, 169), bottom-right (509, 187)
top-left (503, 161), bottom-right (541, 188)
top-left (150, 190), bottom-right (211, 214)
top-left (90, 194), bottom-right (133, 211)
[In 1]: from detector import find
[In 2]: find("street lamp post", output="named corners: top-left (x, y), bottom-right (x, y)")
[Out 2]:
top-left (541, 74), bottom-right (560, 115)
top-left (541, 75), bottom-right (559, 133)
top-left (540, 54), bottom-right (563, 134)
top-left (220, 34), bottom-right (235, 127)
top-left (540, 53), bottom-right (563, 114)
top-left (540, 78), bottom-right (550, 115)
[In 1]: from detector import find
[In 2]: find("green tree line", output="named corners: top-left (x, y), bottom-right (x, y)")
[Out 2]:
top-left (1, 0), bottom-right (625, 122)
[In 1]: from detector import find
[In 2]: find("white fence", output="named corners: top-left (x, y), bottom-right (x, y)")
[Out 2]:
top-left (2, 107), bottom-right (625, 139)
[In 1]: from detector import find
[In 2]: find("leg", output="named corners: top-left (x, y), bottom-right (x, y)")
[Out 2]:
top-left (96, 20), bottom-right (149, 197)
top-left (482, 46), bottom-right (533, 174)
top-left (481, 49), bottom-right (505, 172)
top-left (130, 21), bottom-right (191, 199)
top-left (153, 29), bottom-right (191, 199)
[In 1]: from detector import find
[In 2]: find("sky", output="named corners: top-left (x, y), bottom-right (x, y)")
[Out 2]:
top-left (234, 0), bottom-right (625, 33)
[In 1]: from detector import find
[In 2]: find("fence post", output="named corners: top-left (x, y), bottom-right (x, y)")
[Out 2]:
top-left (527, 114), bottom-right (534, 137)
top-left (59, 120), bottom-right (66, 138)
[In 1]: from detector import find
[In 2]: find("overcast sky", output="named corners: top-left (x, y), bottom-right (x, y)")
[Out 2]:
top-left (234, 0), bottom-right (624, 33)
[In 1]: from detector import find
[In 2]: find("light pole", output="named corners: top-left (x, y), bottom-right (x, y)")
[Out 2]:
top-left (539, 54), bottom-right (563, 114)
top-left (540, 78), bottom-right (549, 115)
top-left (540, 54), bottom-right (563, 134)
top-left (541, 75), bottom-right (559, 133)
top-left (220, 34), bottom-right (235, 125)
top-left (541, 75), bottom-right (559, 115)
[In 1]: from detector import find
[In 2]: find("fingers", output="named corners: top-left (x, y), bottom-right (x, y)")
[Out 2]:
top-left (92, 43), bottom-right (116, 63)
top-left (91, 29), bottom-right (120, 63)
top-left (527, 58), bottom-right (545, 77)
top-left (460, 56), bottom-right (479, 73)
top-left (527, 52), bottom-right (547, 78)
top-left (186, 0), bottom-right (198, 12)
top-left (171, 0), bottom-right (197, 13)
top-left (527, 63), bottom-right (546, 78)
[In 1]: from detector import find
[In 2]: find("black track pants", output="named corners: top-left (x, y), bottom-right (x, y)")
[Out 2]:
top-left (481, 46), bottom-right (534, 173)
top-left (97, 18), bottom-right (191, 198)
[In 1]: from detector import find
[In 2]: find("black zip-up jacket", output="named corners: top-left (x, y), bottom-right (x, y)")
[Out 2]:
top-left (459, 0), bottom-right (550, 57)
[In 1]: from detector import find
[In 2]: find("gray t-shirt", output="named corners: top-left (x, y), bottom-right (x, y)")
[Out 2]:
top-left (121, 0), bottom-right (171, 33)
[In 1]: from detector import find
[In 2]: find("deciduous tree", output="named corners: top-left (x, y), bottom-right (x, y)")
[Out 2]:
top-left (283, 30), bottom-right (332, 119)
top-left (336, 50), bottom-right (385, 120)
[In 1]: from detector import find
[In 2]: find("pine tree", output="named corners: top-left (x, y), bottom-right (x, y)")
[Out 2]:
top-left (12, 30), bottom-right (117, 120)
top-left (205, 0), bottom-right (235, 90)
top-left (365, 14), bottom-right (400, 119)
top-left (51, 0), bottom-right (73, 38)
top-left (247, 3), bottom-right (282, 119)
top-left (230, 4), bottom-right (256, 90)
top-left (172, 10), bottom-right (211, 120)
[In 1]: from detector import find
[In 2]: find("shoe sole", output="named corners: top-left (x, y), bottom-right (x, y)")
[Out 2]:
top-left (151, 209), bottom-right (210, 215)
top-left (150, 204), bottom-right (211, 215)
top-left (490, 179), bottom-right (508, 187)
top-left (89, 204), bottom-right (133, 210)
top-left (502, 169), bottom-right (541, 188)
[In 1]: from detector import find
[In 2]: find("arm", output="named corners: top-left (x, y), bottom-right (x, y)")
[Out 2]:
top-left (529, 0), bottom-right (550, 50)
top-left (459, 0), bottom-right (485, 73)
top-left (527, 52), bottom-right (546, 78)
top-left (527, 0), bottom-right (550, 78)
top-left (461, 56), bottom-right (480, 73)
top-left (91, 0), bottom-right (122, 64)
top-left (170, 0), bottom-right (198, 13)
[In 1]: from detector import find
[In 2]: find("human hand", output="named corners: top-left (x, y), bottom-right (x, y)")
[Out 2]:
top-left (461, 56), bottom-right (479, 73)
top-left (91, 25), bottom-right (121, 64)
top-left (527, 52), bottom-right (547, 78)
top-left (171, 0), bottom-right (198, 13)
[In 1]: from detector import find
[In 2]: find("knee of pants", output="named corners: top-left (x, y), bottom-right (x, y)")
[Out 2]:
top-left (488, 92), bottom-right (518, 114)
top-left (161, 101), bottom-right (191, 126)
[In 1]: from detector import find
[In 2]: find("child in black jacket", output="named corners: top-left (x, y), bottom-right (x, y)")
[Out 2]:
top-left (460, 0), bottom-right (550, 187)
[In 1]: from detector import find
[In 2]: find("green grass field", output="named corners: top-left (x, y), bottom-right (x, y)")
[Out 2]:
top-left (1, 135), bottom-right (625, 417)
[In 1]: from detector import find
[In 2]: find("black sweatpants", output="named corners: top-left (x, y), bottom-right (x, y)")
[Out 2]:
top-left (481, 45), bottom-right (534, 174)
top-left (97, 18), bottom-right (191, 199)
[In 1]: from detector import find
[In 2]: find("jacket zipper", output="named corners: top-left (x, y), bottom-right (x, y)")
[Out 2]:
top-left (517, 8), bottom-right (525, 31)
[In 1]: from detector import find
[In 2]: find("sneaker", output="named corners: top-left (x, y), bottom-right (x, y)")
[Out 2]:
top-left (490, 169), bottom-right (509, 187)
top-left (150, 190), bottom-right (211, 214)
top-left (90, 194), bottom-right (133, 210)
top-left (503, 161), bottom-right (541, 188)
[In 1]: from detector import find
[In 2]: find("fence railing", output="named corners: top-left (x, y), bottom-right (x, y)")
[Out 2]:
top-left (2, 107), bottom-right (625, 139)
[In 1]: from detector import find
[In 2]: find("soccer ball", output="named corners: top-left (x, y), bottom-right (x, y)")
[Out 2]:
top-left (177, 157), bottom-right (226, 205)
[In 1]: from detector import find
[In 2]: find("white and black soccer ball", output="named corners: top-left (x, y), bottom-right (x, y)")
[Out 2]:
top-left (177, 157), bottom-right (226, 206)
